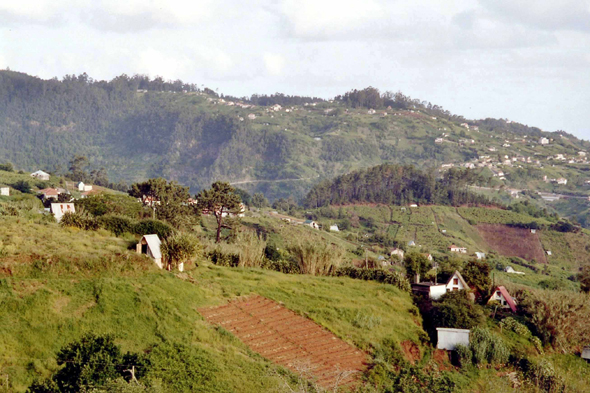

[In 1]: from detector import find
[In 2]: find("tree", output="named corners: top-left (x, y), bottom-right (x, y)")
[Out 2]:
top-left (68, 155), bottom-right (90, 182)
top-left (403, 252), bottom-right (431, 282)
top-left (0, 162), bottom-right (14, 172)
top-left (233, 188), bottom-right (251, 207)
top-left (579, 264), bottom-right (590, 293)
top-left (12, 179), bottom-right (31, 193)
top-left (251, 192), bottom-right (269, 208)
top-left (461, 260), bottom-right (492, 301)
top-left (128, 178), bottom-right (193, 225)
top-left (432, 290), bottom-right (485, 329)
top-left (161, 234), bottom-right (200, 270)
top-left (196, 181), bottom-right (241, 243)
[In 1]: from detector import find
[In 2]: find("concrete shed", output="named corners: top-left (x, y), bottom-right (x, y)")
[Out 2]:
top-left (50, 203), bottom-right (75, 222)
top-left (436, 328), bottom-right (470, 350)
top-left (582, 347), bottom-right (590, 362)
top-left (137, 234), bottom-right (163, 269)
top-left (0, 187), bottom-right (9, 196)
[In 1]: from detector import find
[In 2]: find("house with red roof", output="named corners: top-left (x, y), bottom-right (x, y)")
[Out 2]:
top-left (487, 286), bottom-right (517, 312)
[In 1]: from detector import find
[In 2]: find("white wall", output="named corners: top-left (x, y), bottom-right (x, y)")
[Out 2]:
top-left (437, 328), bottom-right (470, 350)
top-left (430, 285), bottom-right (447, 300)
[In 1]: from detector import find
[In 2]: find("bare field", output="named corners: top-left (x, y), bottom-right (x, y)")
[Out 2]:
top-left (477, 224), bottom-right (547, 263)
top-left (198, 295), bottom-right (368, 389)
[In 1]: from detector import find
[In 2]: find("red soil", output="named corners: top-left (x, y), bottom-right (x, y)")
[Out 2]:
top-left (476, 224), bottom-right (547, 263)
top-left (198, 295), bottom-right (368, 390)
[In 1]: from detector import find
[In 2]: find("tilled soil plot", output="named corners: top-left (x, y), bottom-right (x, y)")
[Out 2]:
top-left (477, 224), bottom-right (547, 263)
top-left (198, 295), bottom-right (368, 390)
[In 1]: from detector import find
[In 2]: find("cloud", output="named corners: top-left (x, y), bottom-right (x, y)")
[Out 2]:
top-left (263, 53), bottom-right (285, 76)
top-left (0, 1), bottom-right (68, 26)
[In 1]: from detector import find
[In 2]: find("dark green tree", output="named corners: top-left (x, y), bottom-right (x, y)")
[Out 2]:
top-left (128, 178), bottom-right (193, 225)
top-left (403, 252), bottom-right (431, 282)
top-left (196, 181), bottom-right (241, 243)
top-left (251, 192), bottom-right (269, 208)
top-left (461, 260), bottom-right (492, 301)
top-left (432, 290), bottom-right (485, 329)
top-left (68, 155), bottom-right (89, 182)
top-left (12, 179), bottom-right (31, 193)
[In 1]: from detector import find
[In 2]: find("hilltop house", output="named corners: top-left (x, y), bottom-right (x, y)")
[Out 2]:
top-left (539, 137), bottom-right (549, 145)
top-left (303, 220), bottom-right (319, 229)
top-left (437, 328), bottom-right (470, 351)
top-left (411, 270), bottom-right (469, 300)
top-left (50, 203), bottom-right (75, 222)
top-left (136, 234), bottom-right (163, 269)
top-left (487, 286), bottom-right (517, 312)
top-left (0, 187), bottom-right (8, 196)
top-left (556, 178), bottom-right (568, 185)
top-left (31, 170), bottom-right (50, 181)
top-left (475, 252), bottom-right (486, 260)
top-left (247, 113), bottom-right (256, 120)
top-left (449, 244), bottom-right (467, 253)
top-left (77, 182), bottom-right (93, 192)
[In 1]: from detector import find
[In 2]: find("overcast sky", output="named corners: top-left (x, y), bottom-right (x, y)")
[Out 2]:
top-left (1, 0), bottom-right (589, 139)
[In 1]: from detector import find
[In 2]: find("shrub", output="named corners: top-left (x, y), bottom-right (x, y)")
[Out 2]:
top-left (60, 212), bottom-right (100, 231)
top-left (207, 248), bottom-right (240, 267)
top-left (133, 219), bottom-right (175, 239)
top-left (12, 180), bottom-right (31, 194)
top-left (161, 234), bottom-right (200, 270)
top-left (431, 291), bottom-right (485, 330)
top-left (519, 358), bottom-right (565, 393)
top-left (499, 317), bottom-right (531, 337)
top-left (98, 214), bottom-right (135, 236)
top-left (237, 231), bottom-right (265, 268)
top-left (288, 240), bottom-right (343, 276)
top-left (352, 311), bottom-right (382, 329)
top-left (334, 266), bottom-right (411, 292)
top-left (469, 327), bottom-right (509, 365)
top-left (455, 344), bottom-right (473, 368)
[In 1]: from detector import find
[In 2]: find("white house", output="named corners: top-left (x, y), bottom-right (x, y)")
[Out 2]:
top-left (31, 170), bottom-right (50, 181)
top-left (50, 203), bottom-right (75, 222)
top-left (582, 347), bottom-right (590, 362)
top-left (329, 224), bottom-right (339, 232)
top-left (475, 252), bottom-right (486, 260)
top-left (0, 187), bottom-right (8, 196)
top-left (487, 286), bottom-right (517, 312)
top-left (136, 234), bottom-right (163, 269)
top-left (408, 240), bottom-right (416, 247)
top-left (411, 270), bottom-right (469, 300)
top-left (437, 328), bottom-right (470, 351)
top-left (546, 250), bottom-right (552, 256)
top-left (539, 137), bottom-right (549, 145)
top-left (390, 248), bottom-right (405, 260)
top-left (367, 109), bottom-right (376, 115)
top-left (449, 244), bottom-right (467, 253)
top-left (505, 266), bottom-right (525, 275)
top-left (303, 220), bottom-right (319, 229)
top-left (38, 188), bottom-right (61, 200)
top-left (556, 178), bottom-right (568, 185)
top-left (248, 113), bottom-right (256, 120)
top-left (435, 138), bottom-right (444, 144)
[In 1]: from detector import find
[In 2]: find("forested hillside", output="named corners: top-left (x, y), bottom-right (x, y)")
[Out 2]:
top-left (2, 70), bottom-right (590, 206)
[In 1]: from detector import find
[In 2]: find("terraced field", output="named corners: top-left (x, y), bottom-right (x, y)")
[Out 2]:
top-left (199, 295), bottom-right (368, 389)
top-left (477, 224), bottom-right (547, 263)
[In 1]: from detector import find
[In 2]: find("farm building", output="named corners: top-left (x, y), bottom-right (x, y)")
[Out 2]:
top-left (487, 286), bottom-right (517, 312)
top-left (329, 224), bottom-right (339, 232)
top-left (303, 220), bottom-right (319, 229)
top-left (31, 170), bottom-right (50, 181)
top-left (50, 203), bottom-right (75, 222)
top-left (77, 182), bottom-right (93, 192)
top-left (0, 187), bottom-right (8, 196)
top-left (448, 244), bottom-right (467, 253)
top-left (136, 234), bottom-right (163, 269)
top-left (505, 266), bottom-right (525, 275)
top-left (539, 137), bottom-right (549, 145)
top-left (408, 240), bottom-right (416, 247)
top-left (475, 252), bottom-right (486, 260)
top-left (437, 328), bottom-right (470, 350)
top-left (411, 270), bottom-right (469, 300)
top-left (582, 348), bottom-right (590, 362)
top-left (38, 188), bottom-right (61, 201)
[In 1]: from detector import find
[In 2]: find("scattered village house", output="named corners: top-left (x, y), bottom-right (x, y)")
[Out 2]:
top-left (411, 270), bottom-right (469, 300)
top-left (390, 248), bottom-right (404, 261)
top-left (539, 137), bottom-right (549, 145)
top-left (31, 170), bottom-right (50, 181)
top-left (38, 188), bottom-right (61, 201)
top-left (487, 286), bottom-right (517, 313)
top-left (50, 203), bottom-right (75, 222)
top-left (448, 244), bottom-right (467, 253)
top-left (329, 224), bottom-right (339, 232)
top-left (303, 220), bottom-right (319, 229)
top-left (77, 182), bottom-right (93, 192)
top-left (136, 234), bottom-right (164, 270)
top-left (0, 187), bottom-right (8, 196)
top-left (475, 252), bottom-right (486, 260)
top-left (437, 328), bottom-right (470, 351)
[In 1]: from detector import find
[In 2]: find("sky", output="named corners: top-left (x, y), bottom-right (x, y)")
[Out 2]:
top-left (1, 0), bottom-right (589, 139)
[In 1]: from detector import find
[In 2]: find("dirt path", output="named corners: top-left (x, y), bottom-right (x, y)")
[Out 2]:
top-left (198, 295), bottom-right (368, 390)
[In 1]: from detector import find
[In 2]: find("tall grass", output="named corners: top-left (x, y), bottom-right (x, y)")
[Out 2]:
top-left (288, 240), bottom-right (343, 276)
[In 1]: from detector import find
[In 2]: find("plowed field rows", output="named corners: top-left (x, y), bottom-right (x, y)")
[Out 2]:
top-left (198, 295), bottom-right (368, 389)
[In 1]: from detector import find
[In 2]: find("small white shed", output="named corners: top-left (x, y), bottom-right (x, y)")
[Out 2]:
top-left (137, 234), bottom-right (163, 269)
top-left (0, 187), bottom-right (9, 196)
top-left (329, 224), bottom-right (339, 232)
top-left (582, 347), bottom-right (590, 361)
top-left (437, 328), bottom-right (470, 350)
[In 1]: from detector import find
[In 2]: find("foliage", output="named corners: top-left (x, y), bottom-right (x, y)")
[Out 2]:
top-left (196, 181), bottom-right (242, 243)
top-left (403, 252), bottom-right (431, 281)
top-left (128, 178), bottom-right (194, 226)
top-left (468, 327), bottom-right (509, 366)
top-left (97, 215), bottom-right (135, 237)
top-left (518, 358), bottom-right (565, 393)
top-left (161, 234), bottom-right (200, 270)
top-left (430, 290), bottom-right (485, 330)
top-left (304, 164), bottom-right (498, 208)
top-left (60, 212), bottom-right (100, 231)
top-left (76, 194), bottom-right (143, 219)
top-left (251, 192), bottom-right (270, 208)
top-left (132, 219), bottom-right (175, 240)
top-left (461, 260), bottom-right (491, 299)
top-left (334, 267), bottom-right (411, 292)
top-left (287, 240), bottom-right (343, 276)
top-left (0, 162), bottom-right (14, 172)
top-left (579, 263), bottom-right (590, 293)
top-left (12, 180), bottom-right (32, 194)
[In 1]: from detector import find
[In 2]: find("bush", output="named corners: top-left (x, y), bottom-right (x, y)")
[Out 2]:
top-left (519, 358), bottom-right (565, 393)
top-left (0, 162), bottom-right (14, 172)
top-left (12, 180), bottom-right (32, 194)
top-left (454, 344), bottom-right (473, 368)
top-left (288, 240), bottom-right (343, 276)
top-left (334, 266), bottom-right (411, 292)
top-left (133, 219), bottom-right (175, 239)
top-left (161, 234), bottom-right (200, 270)
top-left (469, 327), bottom-right (509, 365)
top-left (207, 248), bottom-right (240, 267)
top-left (98, 214), bottom-right (135, 236)
top-left (60, 212), bottom-right (100, 231)
top-left (431, 291), bottom-right (485, 330)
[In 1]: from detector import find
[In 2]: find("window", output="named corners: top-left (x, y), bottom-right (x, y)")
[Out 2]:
top-left (497, 291), bottom-right (501, 297)
top-left (453, 278), bottom-right (459, 285)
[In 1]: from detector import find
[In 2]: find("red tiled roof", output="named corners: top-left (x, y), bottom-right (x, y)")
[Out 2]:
top-left (496, 286), bottom-right (517, 313)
